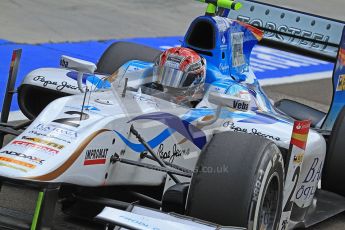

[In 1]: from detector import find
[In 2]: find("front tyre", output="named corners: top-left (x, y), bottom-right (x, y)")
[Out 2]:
top-left (186, 132), bottom-right (284, 230)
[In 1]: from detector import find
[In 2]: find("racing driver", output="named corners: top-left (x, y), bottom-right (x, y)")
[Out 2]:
top-left (146, 47), bottom-right (207, 107)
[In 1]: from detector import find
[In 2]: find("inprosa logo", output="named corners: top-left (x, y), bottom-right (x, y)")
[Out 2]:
top-left (84, 148), bottom-right (109, 165)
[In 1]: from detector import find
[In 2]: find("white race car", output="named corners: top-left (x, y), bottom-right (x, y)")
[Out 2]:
top-left (0, 1), bottom-right (345, 230)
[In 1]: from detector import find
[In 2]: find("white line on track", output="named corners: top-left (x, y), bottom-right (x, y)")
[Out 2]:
top-left (259, 71), bottom-right (333, 86)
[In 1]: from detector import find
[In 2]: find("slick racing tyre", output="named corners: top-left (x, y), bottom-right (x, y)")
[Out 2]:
top-left (97, 41), bottom-right (161, 74)
top-left (186, 132), bottom-right (284, 230)
top-left (322, 106), bottom-right (345, 196)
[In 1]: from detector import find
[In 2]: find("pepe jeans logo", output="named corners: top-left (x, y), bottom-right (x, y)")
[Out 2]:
top-left (223, 121), bottom-right (281, 141)
top-left (33, 76), bottom-right (78, 91)
top-left (84, 148), bottom-right (109, 165)
top-left (157, 144), bottom-right (190, 163)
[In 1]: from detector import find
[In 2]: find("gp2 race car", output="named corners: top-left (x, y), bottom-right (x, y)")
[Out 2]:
top-left (0, 0), bottom-right (345, 230)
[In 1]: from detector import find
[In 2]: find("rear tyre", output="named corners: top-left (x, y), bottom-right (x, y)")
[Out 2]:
top-left (97, 41), bottom-right (161, 74)
top-left (186, 132), bottom-right (284, 230)
top-left (322, 106), bottom-right (345, 196)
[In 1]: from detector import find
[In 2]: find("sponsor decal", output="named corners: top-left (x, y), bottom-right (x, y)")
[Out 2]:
top-left (303, 158), bottom-right (323, 183)
top-left (293, 153), bottom-right (304, 164)
top-left (32, 123), bottom-right (78, 139)
top-left (231, 32), bottom-right (245, 67)
top-left (223, 121), bottom-right (281, 141)
top-left (0, 150), bottom-right (45, 165)
top-left (156, 144), bottom-right (190, 163)
top-left (296, 157), bottom-right (323, 202)
top-left (336, 74), bottom-right (345, 91)
top-left (28, 130), bottom-right (71, 144)
top-left (252, 169), bottom-right (264, 202)
top-left (33, 76), bottom-right (78, 91)
top-left (22, 136), bottom-right (64, 150)
top-left (84, 148), bottom-right (108, 165)
top-left (12, 140), bottom-right (59, 154)
top-left (236, 16), bottom-right (330, 52)
top-left (291, 120), bottom-right (311, 150)
top-left (0, 156), bottom-right (35, 169)
top-left (0, 162), bottom-right (28, 172)
top-left (219, 63), bottom-right (230, 72)
top-left (233, 100), bottom-right (249, 111)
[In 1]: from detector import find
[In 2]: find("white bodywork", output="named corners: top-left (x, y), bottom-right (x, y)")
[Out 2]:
top-left (0, 76), bottom-right (326, 211)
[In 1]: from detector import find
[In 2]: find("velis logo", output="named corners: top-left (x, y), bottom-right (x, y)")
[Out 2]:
top-left (233, 101), bottom-right (249, 111)
top-left (84, 148), bottom-right (108, 165)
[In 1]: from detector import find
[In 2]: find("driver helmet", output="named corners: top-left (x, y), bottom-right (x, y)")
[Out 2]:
top-left (153, 47), bottom-right (206, 105)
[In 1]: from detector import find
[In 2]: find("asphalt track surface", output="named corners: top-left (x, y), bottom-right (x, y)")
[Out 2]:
top-left (0, 0), bottom-right (345, 229)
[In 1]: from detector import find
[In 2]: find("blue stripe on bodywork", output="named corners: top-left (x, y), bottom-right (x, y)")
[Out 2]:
top-left (129, 112), bottom-right (207, 149)
top-left (66, 71), bottom-right (111, 88)
top-left (183, 108), bottom-right (289, 125)
top-left (114, 128), bottom-right (172, 153)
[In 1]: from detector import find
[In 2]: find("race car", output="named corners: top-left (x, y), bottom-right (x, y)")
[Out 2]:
top-left (0, 0), bottom-right (345, 230)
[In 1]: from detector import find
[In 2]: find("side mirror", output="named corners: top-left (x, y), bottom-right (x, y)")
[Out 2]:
top-left (208, 92), bottom-right (250, 112)
top-left (198, 92), bottom-right (251, 126)
top-left (60, 55), bottom-right (97, 74)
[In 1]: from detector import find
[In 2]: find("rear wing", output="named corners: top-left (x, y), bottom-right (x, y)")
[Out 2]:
top-left (228, 0), bottom-right (345, 130)
top-left (228, 0), bottom-right (344, 61)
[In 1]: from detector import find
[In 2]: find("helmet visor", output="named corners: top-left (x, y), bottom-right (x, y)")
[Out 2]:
top-left (153, 66), bottom-right (198, 88)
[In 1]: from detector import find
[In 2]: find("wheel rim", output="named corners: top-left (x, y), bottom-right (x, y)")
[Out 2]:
top-left (258, 173), bottom-right (280, 230)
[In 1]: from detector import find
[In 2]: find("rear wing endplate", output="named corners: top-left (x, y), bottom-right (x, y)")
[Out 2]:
top-left (228, 0), bottom-right (345, 130)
